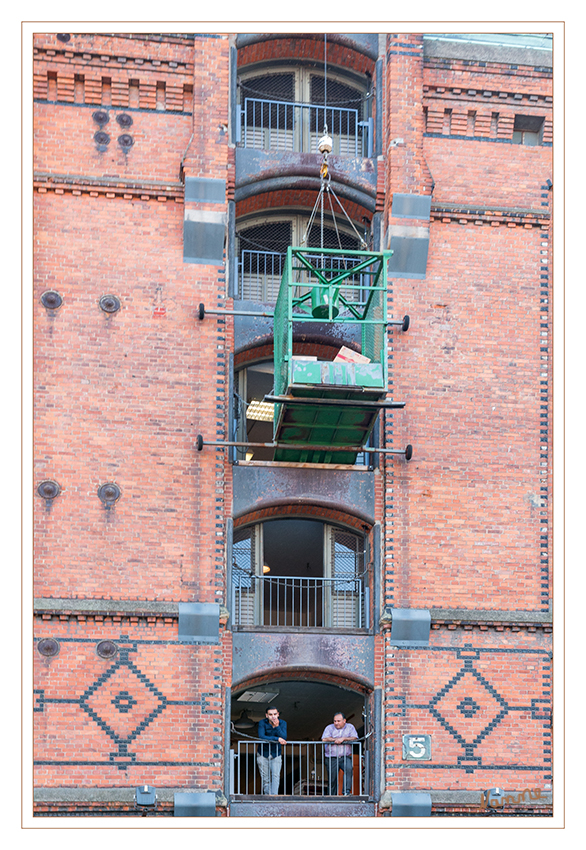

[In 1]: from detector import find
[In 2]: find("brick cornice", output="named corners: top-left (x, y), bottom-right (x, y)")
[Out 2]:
top-left (33, 172), bottom-right (184, 202)
top-left (33, 45), bottom-right (194, 76)
top-left (430, 201), bottom-right (550, 228)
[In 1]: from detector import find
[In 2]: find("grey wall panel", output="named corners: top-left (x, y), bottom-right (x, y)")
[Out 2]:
top-left (184, 176), bottom-right (226, 203)
top-left (232, 632), bottom-right (375, 689)
top-left (387, 235), bottom-right (429, 279)
top-left (391, 193), bottom-right (432, 220)
top-left (183, 220), bottom-right (226, 265)
top-left (389, 608), bottom-right (431, 646)
top-left (233, 465), bottom-right (375, 523)
top-left (178, 602), bottom-right (220, 643)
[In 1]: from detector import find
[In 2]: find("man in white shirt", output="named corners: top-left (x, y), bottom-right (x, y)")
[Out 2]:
top-left (321, 711), bottom-right (358, 796)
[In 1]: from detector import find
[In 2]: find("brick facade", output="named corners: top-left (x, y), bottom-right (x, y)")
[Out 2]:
top-left (33, 31), bottom-right (553, 819)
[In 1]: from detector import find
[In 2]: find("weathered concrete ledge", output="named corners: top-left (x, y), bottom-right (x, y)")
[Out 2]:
top-left (34, 787), bottom-right (226, 805)
top-left (379, 789), bottom-right (552, 808)
top-left (34, 598), bottom-right (179, 617)
top-left (380, 607), bottom-right (552, 628)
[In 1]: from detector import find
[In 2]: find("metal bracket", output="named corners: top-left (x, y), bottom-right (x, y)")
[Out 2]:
top-left (197, 302), bottom-right (409, 330)
top-left (196, 435), bottom-right (413, 460)
top-left (264, 394), bottom-right (406, 410)
top-left (198, 302), bottom-right (274, 320)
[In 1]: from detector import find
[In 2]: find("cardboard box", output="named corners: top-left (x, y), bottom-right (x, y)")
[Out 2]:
top-left (333, 346), bottom-right (371, 364)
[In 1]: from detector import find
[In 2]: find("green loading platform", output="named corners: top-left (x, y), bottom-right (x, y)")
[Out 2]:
top-left (271, 247), bottom-right (391, 464)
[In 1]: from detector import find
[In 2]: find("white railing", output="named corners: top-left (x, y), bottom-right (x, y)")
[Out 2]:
top-left (232, 573), bottom-right (369, 629)
top-left (231, 740), bottom-right (365, 796)
top-left (238, 98), bottom-right (372, 157)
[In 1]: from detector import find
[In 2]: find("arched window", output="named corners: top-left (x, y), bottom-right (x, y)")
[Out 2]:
top-left (232, 518), bottom-right (369, 630)
top-left (237, 212), bottom-right (365, 302)
top-left (237, 65), bottom-right (372, 156)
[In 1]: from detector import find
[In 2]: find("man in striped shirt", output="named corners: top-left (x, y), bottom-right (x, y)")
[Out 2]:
top-left (321, 711), bottom-right (358, 796)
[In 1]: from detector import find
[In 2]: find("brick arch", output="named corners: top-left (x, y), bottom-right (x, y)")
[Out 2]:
top-left (232, 667), bottom-right (372, 696)
top-left (234, 338), bottom-right (360, 368)
top-left (237, 36), bottom-right (376, 78)
top-left (236, 192), bottom-right (373, 226)
top-left (233, 502), bottom-right (373, 534)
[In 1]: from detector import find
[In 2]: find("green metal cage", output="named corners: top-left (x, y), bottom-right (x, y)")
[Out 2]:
top-left (272, 246), bottom-right (391, 463)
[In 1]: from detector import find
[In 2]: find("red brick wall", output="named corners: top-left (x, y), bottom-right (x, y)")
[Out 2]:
top-left (391, 221), bottom-right (549, 610)
top-left (383, 625), bottom-right (552, 792)
top-left (34, 31), bottom-right (232, 799)
top-left (34, 616), bottom-right (231, 789)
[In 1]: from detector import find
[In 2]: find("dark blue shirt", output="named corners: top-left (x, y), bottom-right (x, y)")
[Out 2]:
top-left (257, 717), bottom-right (287, 757)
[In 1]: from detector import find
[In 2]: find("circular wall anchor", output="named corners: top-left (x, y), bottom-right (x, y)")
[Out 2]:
top-left (118, 134), bottom-right (134, 149)
top-left (98, 482), bottom-right (121, 505)
top-left (116, 113), bottom-right (133, 128)
top-left (41, 290), bottom-right (63, 310)
top-left (37, 479), bottom-right (61, 501)
top-left (94, 131), bottom-right (111, 149)
top-left (92, 110), bottom-right (109, 127)
top-left (402, 315), bottom-right (410, 332)
top-left (56, 33), bottom-right (71, 42)
top-left (38, 638), bottom-right (60, 657)
top-left (99, 294), bottom-right (121, 314)
top-left (196, 435), bottom-right (204, 451)
top-left (97, 640), bottom-right (118, 659)
top-left (198, 303), bottom-right (205, 320)
top-left (405, 445), bottom-right (413, 461)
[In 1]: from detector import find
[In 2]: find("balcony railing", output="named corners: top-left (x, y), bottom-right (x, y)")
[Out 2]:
top-left (232, 573), bottom-right (369, 629)
top-left (237, 97), bottom-right (373, 157)
top-left (238, 250), bottom-right (371, 304)
top-left (231, 740), bottom-right (366, 797)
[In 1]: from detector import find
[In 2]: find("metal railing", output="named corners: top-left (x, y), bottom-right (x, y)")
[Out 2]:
top-left (232, 573), bottom-right (369, 629)
top-left (231, 740), bottom-right (365, 797)
top-left (238, 250), bottom-right (371, 305)
top-left (237, 97), bottom-right (372, 157)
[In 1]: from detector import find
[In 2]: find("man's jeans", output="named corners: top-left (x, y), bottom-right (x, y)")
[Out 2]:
top-left (326, 754), bottom-right (353, 795)
top-left (257, 754), bottom-right (282, 795)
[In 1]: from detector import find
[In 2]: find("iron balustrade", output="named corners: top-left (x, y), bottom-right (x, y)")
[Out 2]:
top-left (231, 739), bottom-right (365, 797)
top-left (232, 573), bottom-right (369, 629)
top-left (238, 250), bottom-right (372, 305)
top-left (238, 97), bottom-right (372, 157)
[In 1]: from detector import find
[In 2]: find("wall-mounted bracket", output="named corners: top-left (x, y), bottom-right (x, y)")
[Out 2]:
top-left (196, 435), bottom-right (413, 460)
top-left (198, 302), bottom-right (274, 320)
top-left (197, 302), bottom-right (408, 329)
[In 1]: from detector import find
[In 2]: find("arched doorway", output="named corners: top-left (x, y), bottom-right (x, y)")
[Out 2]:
top-left (230, 674), bottom-right (373, 799)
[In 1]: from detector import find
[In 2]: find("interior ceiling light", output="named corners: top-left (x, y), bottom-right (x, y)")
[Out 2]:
top-left (246, 399), bottom-right (274, 421)
top-left (234, 709), bottom-right (255, 730)
top-left (263, 564), bottom-right (271, 574)
top-left (237, 690), bottom-right (279, 704)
